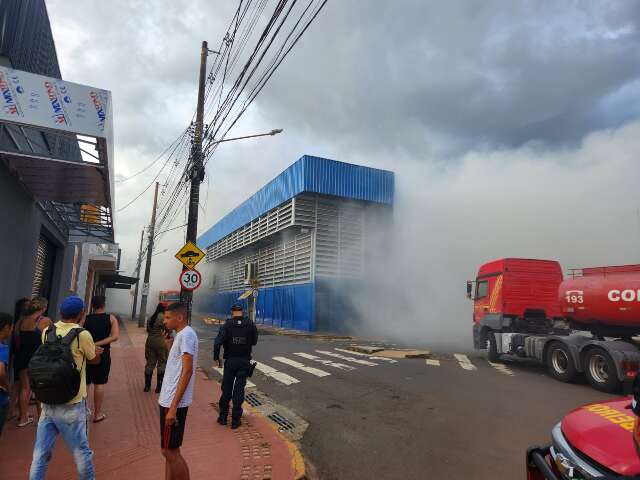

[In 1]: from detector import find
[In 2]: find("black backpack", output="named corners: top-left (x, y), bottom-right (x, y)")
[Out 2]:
top-left (28, 325), bottom-right (84, 405)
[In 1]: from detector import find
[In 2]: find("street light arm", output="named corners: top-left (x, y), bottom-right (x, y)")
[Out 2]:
top-left (203, 129), bottom-right (283, 157)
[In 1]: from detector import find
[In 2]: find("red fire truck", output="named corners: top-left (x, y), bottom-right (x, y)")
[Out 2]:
top-left (468, 258), bottom-right (640, 392)
top-left (158, 290), bottom-right (180, 309)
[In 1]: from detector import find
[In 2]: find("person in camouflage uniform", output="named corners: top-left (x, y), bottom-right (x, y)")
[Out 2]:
top-left (144, 303), bottom-right (168, 393)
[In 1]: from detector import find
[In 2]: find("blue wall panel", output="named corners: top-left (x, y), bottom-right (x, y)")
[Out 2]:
top-left (198, 155), bottom-right (394, 248)
top-left (197, 283), bottom-right (315, 332)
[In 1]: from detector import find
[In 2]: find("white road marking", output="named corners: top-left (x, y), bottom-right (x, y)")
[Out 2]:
top-left (273, 356), bottom-right (331, 377)
top-left (488, 361), bottom-right (515, 376)
top-left (213, 366), bottom-right (256, 388)
top-left (315, 350), bottom-right (378, 366)
top-left (454, 354), bottom-right (477, 371)
top-left (294, 352), bottom-right (356, 371)
top-left (254, 362), bottom-right (300, 385)
top-left (334, 348), bottom-right (398, 363)
top-left (425, 359), bottom-right (441, 367)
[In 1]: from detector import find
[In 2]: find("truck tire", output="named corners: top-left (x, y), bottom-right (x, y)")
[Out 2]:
top-left (486, 330), bottom-right (500, 362)
top-left (545, 342), bottom-right (577, 383)
top-left (584, 348), bottom-right (621, 393)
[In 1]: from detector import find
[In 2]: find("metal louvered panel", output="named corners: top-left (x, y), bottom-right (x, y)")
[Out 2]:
top-left (315, 197), bottom-right (364, 278)
top-left (205, 199), bottom-right (294, 262)
top-left (213, 231), bottom-right (313, 292)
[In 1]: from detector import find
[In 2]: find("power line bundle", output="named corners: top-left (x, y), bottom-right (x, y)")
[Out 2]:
top-left (118, 0), bottom-right (328, 252)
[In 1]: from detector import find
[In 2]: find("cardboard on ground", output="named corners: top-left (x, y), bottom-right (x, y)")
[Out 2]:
top-left (175, 241), bottom-right (205, 269)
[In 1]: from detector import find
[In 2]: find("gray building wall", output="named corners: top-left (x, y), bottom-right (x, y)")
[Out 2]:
top-left (0, 161), bottom-right (75, 317)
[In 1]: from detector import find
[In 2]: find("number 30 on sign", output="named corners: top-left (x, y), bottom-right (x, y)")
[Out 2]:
top-left (179, 269), bottom-right (202, 291)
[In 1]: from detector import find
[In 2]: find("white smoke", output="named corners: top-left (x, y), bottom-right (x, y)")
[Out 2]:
top-left (355, 121), bottom-right (640, 351)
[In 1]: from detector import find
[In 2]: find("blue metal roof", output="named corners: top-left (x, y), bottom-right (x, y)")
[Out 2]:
top-left (198, 155), bottom-right (394, 248)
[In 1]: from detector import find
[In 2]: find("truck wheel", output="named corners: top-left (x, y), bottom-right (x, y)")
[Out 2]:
top-left (584, 348), bottom-right (621, 393)
top-left (546, 342), bottom-right (577, 383)
top-left (486, 330), bottom-right (499, 362)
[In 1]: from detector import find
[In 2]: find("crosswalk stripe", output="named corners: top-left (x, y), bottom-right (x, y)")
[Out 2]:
top-left (488, 361), bottom-right (515, 376)
top-left (294, 352), bottom-right (356, 371)
top-left (426, 359), bottom-right (440, 367)
top-left (213, 367), bottom-right (256, 388)
top-left (273, 356), bottom-right (331, 377)
top-left (315, 350), bottom-right (378, 366)
top-left (254, 362), bottom-right (300, 385)
top-left (334, 348), bottom-right (398, 363)
top-left (454, 354), bottom-right (477, 371)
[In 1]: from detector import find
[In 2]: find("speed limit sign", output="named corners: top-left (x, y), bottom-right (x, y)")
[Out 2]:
top-left (179, 269), bottom-right (202, 291)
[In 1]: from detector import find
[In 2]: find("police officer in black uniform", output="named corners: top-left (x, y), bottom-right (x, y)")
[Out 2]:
top-left (213, 304), bottom-right (258, 429)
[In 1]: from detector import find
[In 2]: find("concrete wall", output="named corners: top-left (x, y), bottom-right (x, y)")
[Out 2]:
top-left (0, 161), bottom-right (74, 318)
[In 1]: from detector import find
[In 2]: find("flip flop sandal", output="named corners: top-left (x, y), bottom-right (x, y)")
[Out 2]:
top-left (93, 413), bottom-right (107, 423)
top-left (17, 417), bottom-right (33, 427)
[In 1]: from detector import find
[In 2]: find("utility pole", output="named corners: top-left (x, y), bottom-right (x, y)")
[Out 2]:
top-left (181, 40), bottom-right (209, 324)
top-left (131, 228), bottom-right (145, 322)
top-left (138, 182), bottom-right (160, 327)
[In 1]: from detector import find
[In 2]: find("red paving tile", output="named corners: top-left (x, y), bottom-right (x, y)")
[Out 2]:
top-left (0, 322), bottom-right (301, 479)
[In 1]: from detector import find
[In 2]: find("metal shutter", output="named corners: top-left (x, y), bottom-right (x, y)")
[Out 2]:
top-left (31, 234), bottom-right (55, 299)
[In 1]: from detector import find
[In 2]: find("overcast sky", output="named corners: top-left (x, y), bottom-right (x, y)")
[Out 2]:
top-left (47, 1), bottom-right (640, 338)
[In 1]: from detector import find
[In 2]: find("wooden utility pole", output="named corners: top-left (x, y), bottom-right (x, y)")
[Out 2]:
top-left (131, 228), bottom-right (145, 322)
top-left (138, 182), bottom-right (160, 327)
top-left (181, 40), bottom-right (209, 324)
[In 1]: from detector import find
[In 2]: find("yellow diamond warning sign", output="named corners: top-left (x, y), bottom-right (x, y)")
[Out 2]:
top-left (174, 241), bottom-right (205, 269)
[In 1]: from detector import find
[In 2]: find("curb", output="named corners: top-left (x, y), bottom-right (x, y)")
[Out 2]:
top-left (244, 403), bottom-right (307, 480)
top-left (201, 316), bottom-right (351, 341)
top-left (246, 402), bottom-right (307, 480)
top-left (199, 367), bottom-right (307, 480)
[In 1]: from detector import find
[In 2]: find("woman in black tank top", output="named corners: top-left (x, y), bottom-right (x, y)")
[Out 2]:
top-left (83, 295), bottom-right (119, 422)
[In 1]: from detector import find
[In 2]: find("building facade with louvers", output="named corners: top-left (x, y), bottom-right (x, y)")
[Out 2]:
top-left (196, 155), bottom-right (394, 332)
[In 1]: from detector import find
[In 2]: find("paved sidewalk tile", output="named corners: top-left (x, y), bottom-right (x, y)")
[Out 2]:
top-left (0, 321), bottom-right (302, 479)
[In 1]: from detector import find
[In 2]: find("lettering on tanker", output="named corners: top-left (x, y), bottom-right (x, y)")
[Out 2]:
top-left (608, 290), bottom-right (640, 302)
top-left (565, 290), bottom-right (584, 304)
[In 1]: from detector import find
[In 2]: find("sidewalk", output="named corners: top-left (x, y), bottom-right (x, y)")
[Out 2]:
top-left (0, 320), bottom-right (305, 479)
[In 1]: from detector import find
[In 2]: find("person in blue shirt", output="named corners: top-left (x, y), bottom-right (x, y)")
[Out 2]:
top-left (0, 312), bottom-right (14, 436)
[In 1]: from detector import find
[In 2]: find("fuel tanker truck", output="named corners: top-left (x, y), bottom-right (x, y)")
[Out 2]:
top-left (467, 258), bottom-right (640, 393)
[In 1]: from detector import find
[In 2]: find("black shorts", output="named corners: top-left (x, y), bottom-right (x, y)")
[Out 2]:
top-left (86, 350), bottom-right (111, 385)
top-left (160, 406), bottom-right (188, 449)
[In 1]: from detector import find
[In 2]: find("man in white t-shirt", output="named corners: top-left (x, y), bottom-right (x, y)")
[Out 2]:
top-left (158, 302), bottom-right (198, 480)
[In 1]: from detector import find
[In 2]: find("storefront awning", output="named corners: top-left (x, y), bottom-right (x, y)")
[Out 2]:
top-left (99, 274), bottom-right (138, 290)
top-left (0, 66), bottom-right (114, 243)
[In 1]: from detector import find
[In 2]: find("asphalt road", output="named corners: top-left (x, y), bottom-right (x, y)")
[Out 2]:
top-left (192, 318), bottom-right (617, 480)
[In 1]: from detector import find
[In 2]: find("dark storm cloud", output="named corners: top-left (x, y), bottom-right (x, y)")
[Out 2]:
top-left (256, 0), bottom-right (640, 155)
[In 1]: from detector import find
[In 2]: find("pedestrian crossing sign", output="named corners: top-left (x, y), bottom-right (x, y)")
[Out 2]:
top-left (174, 241), bottom-right (205, 269)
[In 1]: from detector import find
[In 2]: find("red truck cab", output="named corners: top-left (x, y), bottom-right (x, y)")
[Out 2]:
top-left (469, 258), bottom-right (563, 351)
top-left (527, 396), bottom-right (640, 479)
top-left (158, 290), bottom-right (180, 309)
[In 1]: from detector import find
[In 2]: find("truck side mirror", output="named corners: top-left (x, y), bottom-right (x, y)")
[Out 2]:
top-left (466, 281), bottom-right (473, 300)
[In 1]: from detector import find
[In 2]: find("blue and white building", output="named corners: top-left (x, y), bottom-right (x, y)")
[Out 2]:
top-left (196, 155), bottom-right (394, 332)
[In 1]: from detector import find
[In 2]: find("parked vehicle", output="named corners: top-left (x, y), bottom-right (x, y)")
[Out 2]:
top-left (468, 258), bottom-right (640, 393)
top-left (527, 396), bottom-right (639, 479)
top-left (158, 290), bottom-right (180, 309)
